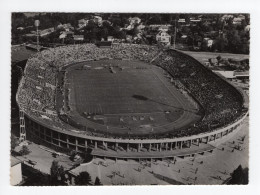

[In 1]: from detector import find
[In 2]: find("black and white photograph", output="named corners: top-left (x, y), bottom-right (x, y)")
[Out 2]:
top-left (10, 12), bottom-right (250, 186)
top-left (0, 0), bottom-right (260, 194)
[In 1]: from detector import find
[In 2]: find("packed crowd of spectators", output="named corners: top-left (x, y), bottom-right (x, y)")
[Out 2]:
top-left (17, 43), bottom-right (246, 140)
top-left (151, 50), bottom-right (245, 137)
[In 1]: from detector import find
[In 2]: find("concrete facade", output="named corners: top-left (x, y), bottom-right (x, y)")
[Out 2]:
top-left (23, 111), bottom-right (248, 160)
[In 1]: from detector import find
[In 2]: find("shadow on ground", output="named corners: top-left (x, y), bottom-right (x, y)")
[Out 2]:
top-left (148, 171), bottom-right (184, 185)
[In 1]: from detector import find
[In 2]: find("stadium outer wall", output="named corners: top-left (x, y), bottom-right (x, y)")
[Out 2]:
top-left (21, 110), bottom-right (248, 160)
top-left (16, 49), bottom-right (249, 160)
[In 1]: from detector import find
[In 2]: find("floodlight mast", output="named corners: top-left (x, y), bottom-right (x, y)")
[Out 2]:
top-left (35, 20), bottom-right (40, 52)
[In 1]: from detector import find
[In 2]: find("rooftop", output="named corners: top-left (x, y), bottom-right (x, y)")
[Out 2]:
top-left (11, 156), bottom-right (22, 167)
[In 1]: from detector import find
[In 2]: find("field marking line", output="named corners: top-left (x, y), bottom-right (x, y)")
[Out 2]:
top-left (103, 111), bottom-right (166, 116)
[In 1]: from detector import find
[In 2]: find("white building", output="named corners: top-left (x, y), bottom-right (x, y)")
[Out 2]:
top-left (107, 36), bottom-right (114, 42)
top-left (126, 35), bottom-right (133, 42)
top-left (128, 17), bottom-right (141, 25)
top-left (59, 31), bottom-right (74, 39)
top-left (221, 14), bottom-right (234, 21)
top-left (156, 31), bottom-right (171, 46)
top-left (125, 24), bottom-right (134, 30)
top-left (17, 27), bottom-right (24, 30)
top-left (137, 23), bottom-right (146, 31)
top-left (190, 18), bottom-right (201, 23)
top-left (237, 14), bottom-right (246, 20)
top-left (149, 24), bottom-right (171, 31)
top-left (10, 156), bottom-right (23, 186)
top-left (94, 16), bottom-right (102, 25)
top-left (73, 35), bottom-right (84, 41)
top-left (233, 15), bottom-right (245, 25)
top-left (39, 27), bottom-right (55, 37)
top-left (78, 18), bottom-right (89, 29)
top-left (233, 18), bottom-right (243, 25)
top-left (213, 70), bottom-right (235, 79)
top-left (178, 18), bottom-right (186, 23)
top-left (203, 38), bottom-right (214, 48)
top-left (245, 25), bottom-right (250, 32)
top-left (158, 25), bottom-right (171, 32)
top-left (57, 23), bottom-right (74, 31)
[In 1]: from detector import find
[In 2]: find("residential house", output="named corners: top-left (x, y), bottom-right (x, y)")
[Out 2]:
top-left (129, 17), bottom-right (141, 25)
top-left (159, 25), bottom-right (171, 32)
top-left (39, 27), bottom-right (55, 37)
top-left (232, 15), bottom-right (245, 25)
top-left (156, 31), bottom-right (171, 46)
top-left (125, 24), bottom-right (134, 30)
top-left (107, 36), bottom-right (114, 42)
top-left (213, 70), bottom-right (235, 79)
top-left (126, 35), bottom-right (133, 43)
top-left (78, 19), bottom-right (89, 29)
top-left (73, 35), bottom-right (84, 41)
top-left (93, 16), bottom-right (102, 26)
top-left (237, 14), bottom-right (246, 20)
top-left (190, 17), bottom-right (201, 23)
top-left (17, 27), bottom-right (24, 30)
top-left (178, 18), bottom-right (186, 23)
top-left (233, 17), bottom-right (243, 25)
top-left (125, 18), bottom-right (143, 31)
top-left (209, 58), bottom-right (218, 66)
top-left (137, 23), bottom-right (146, 31)
top-left (59, 31), bottom-right (74, 40)
top-left (221, 15), bottom-right (234, 21)
top-left (234, 71), bottom-right (249, 80)
top-left (203, 38), bottom-right (214, 48)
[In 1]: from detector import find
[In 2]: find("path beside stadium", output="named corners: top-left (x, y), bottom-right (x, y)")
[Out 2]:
top-left (69, 116), bottom-right (249, 185)
top-left (13, 116), bottom-right (248, 184)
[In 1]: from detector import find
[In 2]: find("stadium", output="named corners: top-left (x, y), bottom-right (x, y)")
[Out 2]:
top-left (16, 43), bottom-right (249, 160)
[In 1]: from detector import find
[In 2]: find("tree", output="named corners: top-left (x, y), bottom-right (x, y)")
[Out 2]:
top-left (147, 14), bottom-right (161, 25)
top-left (228, 165), bottom-right (248, 185)
top-left (226, 30), bottom-right (242, 53)
top-left (201, 41), bottom-right (209, 51)
top-left (75, 171), bottom-right (92, 186)
top-left (114, 28), bottom-right (126, 39)
top-left (50, 160), bottom-right (59, 182)
top-left (110, 17), bottom-right (122, 27)
top-left (216, 55), bottom-right (222, 65)
top-left (94, 177), bottom-right (102, 186)
top-left (11, 134), bottom-right (19, 151)
top-left (19, 145), bottom-right (30, 156)
top-left (213, 37), bottom-right (228, 52)
top-left (22, 164), bottom-right (50, 186)
top-left (50, 160), bottom-right (66, 185)
top-left (182, 26), bottom-right (190, 34)
top-left (100, 27), bottom-right (109, 40)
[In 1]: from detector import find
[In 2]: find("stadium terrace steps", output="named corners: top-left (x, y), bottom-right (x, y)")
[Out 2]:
top-left (17, 43), bottom-right (246, 142)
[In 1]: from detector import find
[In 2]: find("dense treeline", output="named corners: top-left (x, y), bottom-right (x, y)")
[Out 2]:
top-left (226, 165), bottom-right (248, 185)
top-left (12, 13), bottom-right (250, 54)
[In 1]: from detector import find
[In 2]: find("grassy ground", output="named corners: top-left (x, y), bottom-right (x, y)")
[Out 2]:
top-left (182, 50), bottom-right (249, 64)
top-left (66, 60), bottom-right (200, 135)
